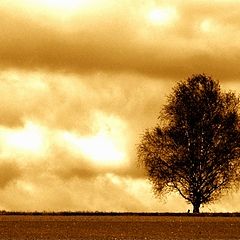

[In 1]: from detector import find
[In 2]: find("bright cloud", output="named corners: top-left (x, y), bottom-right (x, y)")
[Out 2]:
top-left (0, 0), bottom-right (239, 212)
top-left (147, 6), bottom-right (177, 26)
top-left (4, 122), bottom-right (44, 154)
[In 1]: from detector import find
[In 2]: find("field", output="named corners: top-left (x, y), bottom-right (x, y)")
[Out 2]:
top-left (0, 214), bottom-right (240, 240)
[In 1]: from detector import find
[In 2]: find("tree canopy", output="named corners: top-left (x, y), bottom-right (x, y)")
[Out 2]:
top-left (137, 74), bottom-right (240, 213)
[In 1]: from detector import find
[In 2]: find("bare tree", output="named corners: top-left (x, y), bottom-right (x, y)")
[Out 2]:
top-left (137, 74), bottom-right (240, 213)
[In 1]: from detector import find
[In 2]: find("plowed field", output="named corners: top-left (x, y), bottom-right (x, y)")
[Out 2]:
top-left (0, 215), bottom-right (239, 239)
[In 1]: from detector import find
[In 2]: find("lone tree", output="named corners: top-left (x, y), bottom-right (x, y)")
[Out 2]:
top-left (137, 74), bottom-right (240, 213)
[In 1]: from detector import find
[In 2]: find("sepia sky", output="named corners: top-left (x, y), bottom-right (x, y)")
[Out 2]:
top-left (0, 0), bottom-right (239, 212)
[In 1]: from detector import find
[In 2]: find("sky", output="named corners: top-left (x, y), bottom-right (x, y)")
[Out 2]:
top-left (0, 0), bottom-right (239, 212)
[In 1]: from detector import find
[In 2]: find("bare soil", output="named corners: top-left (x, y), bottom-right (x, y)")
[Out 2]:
top-left (0, 215), bottom-right (239, 240)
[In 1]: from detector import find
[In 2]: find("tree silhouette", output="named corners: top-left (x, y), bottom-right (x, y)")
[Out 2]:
top-left (137, 74), bottom-right (240, 213)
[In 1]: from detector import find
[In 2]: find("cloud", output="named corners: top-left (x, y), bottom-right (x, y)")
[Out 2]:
top-left (0, 161), bottom-right (21, 188)
top-left (0, 70), bottom-right (181, 211)
top-left (0, 1), bottom-right (239, 212)
top-left (0, 165), bottom-right (188, 212)
top-left (0, 70), bottom-right (171, 134)
top-left (0, 1), bottom-right (240, 80)
top-left (0, 67), bottom-right (239, 212)
top-left (0, 71), bottom-right (50, 127)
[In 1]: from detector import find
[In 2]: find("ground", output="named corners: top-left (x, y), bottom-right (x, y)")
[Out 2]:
top-left (0, 215), bottom-right (239, 239)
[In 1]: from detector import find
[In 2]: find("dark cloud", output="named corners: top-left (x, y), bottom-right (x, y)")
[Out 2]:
top-left (0, 2), bottom-right (240, 80)
top-left (0, 161), bottom-right (21, 188)
top-left (52, 158), bottom-right (145, 181)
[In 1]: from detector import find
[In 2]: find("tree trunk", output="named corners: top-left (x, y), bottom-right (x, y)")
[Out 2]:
top-left (193, 202), bottom-right (200, 213)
